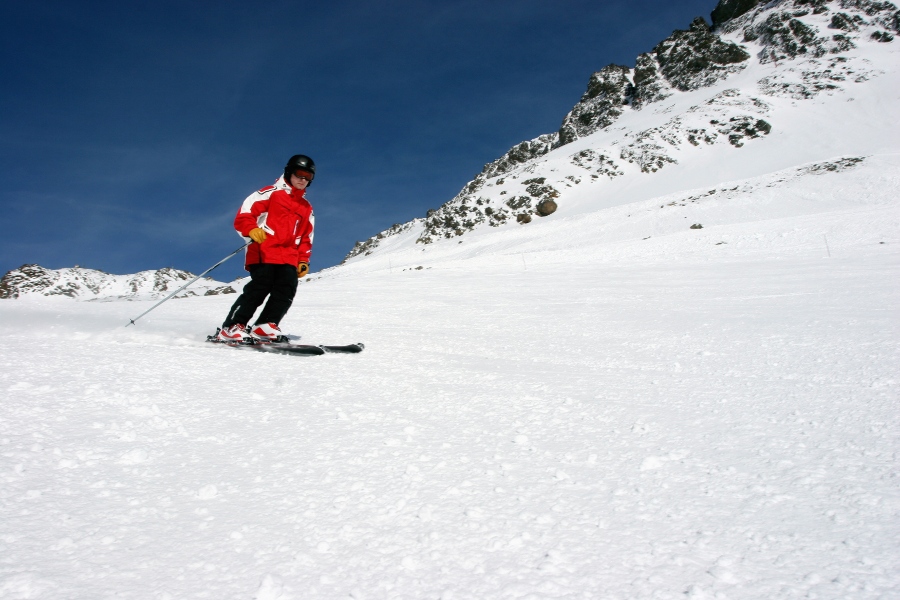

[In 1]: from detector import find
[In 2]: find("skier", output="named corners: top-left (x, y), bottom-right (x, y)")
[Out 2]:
top-left (213, 154), bottom-right (316, 344)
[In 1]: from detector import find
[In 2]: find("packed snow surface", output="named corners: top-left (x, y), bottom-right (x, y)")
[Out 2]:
top-left (2, 155), bottom-right (899, 598)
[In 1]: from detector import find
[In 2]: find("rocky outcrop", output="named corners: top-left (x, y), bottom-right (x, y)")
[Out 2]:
top-left (479, 134), bottom-right (557, 180)
top-left (747, 11), bottom-right (830, 62)
top-left (711, 0), bottom-right (765, 29)
top-left (416, 190), bottom-right (496, 244)
top-left (561, 18), bottom-right (750, 141)
top-left (557, 65), bottom-right (632, 146)
top-left (731, 0), bottom-right (898, 60)
top-left (653, 17), bottom-right (750, 91)
top-left (631, 53), bottom-right (673, 108)
top-left (569, 149), bottom-right (625, 179)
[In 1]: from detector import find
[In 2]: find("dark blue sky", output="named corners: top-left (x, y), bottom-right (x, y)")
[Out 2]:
top-left (1, 0), bottom-right (718, 281)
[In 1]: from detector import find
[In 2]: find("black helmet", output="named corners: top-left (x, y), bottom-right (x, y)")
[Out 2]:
top-left (285, 154), bottom-right (316, 184)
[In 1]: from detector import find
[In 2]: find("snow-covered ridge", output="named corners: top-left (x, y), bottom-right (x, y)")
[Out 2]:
top-left (0, 264), bottom-right (236, 301)
top-left (326, 151), bottom-right (898, 280)
top-left (342, 0), bottom-right (899, 262)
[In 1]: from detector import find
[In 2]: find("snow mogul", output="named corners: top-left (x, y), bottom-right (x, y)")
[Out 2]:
top-left (212, 154), bottom-right (316, 344)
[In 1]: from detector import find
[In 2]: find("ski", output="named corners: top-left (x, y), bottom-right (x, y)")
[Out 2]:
top-left (246, 343), bottom-right (326, 356)
top-left (258, 342), bottom-right (365, 355)
top-left (320, 343), bottom-right (365, 353)
top-left (206, 336), bottom-right (363, 356)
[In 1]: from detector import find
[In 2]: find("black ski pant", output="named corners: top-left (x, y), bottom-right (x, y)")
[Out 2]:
top-left (222, 263), bottom-right (298, 328)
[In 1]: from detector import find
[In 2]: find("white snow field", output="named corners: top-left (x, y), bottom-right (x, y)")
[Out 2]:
top-left (2, 154), bottom-right (899, 599)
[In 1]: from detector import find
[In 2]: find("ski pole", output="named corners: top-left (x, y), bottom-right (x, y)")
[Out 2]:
top-left (126, 241), bottom-right (251, 327)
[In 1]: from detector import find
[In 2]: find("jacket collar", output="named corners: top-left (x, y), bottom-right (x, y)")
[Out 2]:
top-left (275, 176), bottom-right (307, 199)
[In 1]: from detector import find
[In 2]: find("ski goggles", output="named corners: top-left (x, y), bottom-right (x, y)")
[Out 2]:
top-left (293, 169), bottom-right (314, 181)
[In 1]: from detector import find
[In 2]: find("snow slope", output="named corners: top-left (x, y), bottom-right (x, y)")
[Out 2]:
top-left (1, 154), bottom-right (898, 598)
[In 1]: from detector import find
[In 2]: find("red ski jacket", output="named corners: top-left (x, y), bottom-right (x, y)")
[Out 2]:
top-left (234, 177), bottom-right (314, 270)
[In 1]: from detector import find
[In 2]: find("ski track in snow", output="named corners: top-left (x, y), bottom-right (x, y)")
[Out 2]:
top-left (1, 234), bottom-right (898, 598)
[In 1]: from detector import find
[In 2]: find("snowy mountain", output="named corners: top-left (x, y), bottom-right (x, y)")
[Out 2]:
top-left (0, 264), bottom-right (236, 301)
top-left (342, 0), bottom-right (899, 262)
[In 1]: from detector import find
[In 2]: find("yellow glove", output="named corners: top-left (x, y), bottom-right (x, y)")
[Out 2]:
top-left (248, 228), bottom-right (267, 244)
top-left (297, 262), bottom-right (309, 278)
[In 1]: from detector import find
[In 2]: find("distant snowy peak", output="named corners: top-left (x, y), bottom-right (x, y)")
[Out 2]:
top-left (342, 0), bottom-right (899, 262)
top-left (0, 264), bottom-right (236, 301)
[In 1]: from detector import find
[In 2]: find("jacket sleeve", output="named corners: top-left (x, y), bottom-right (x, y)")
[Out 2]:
top-left (234, 191), bottom-right (271, 237)
top-left (297, 212), bottom-right (314, 264)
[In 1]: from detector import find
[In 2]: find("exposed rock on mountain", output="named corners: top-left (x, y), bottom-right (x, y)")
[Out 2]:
top-left (557, 65), bottom-right (632, 146)
top-left (631, 52), bottom-right (673, 108)
top-left (559, 17), bottom-right (750, 147)
top-left (0, 264), bottom-right (235, 301)
top-left (750, 11), bottom-right (831, 61)
top-left (479, 134), bottom-right (558, 180)
top-left (653, 17), bottom-right (750, 91)
top-left (710, 0), bottom-right (765, 28)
